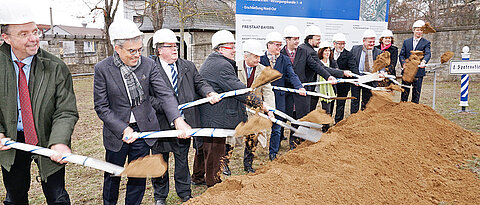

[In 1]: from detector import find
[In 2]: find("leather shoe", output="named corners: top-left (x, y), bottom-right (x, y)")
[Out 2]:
top-left (181, 195), bottom-right (192, 202)
top-left (191, 180), bottom-right (206, 186)
top-left (269, 153), bottom-right (276, 161)
top-left (155, 199), bottom-right (166, 205)
top-left (222, 164), bottom-right (231, 176)
top-left (244, 166), bottom-right (255, 173)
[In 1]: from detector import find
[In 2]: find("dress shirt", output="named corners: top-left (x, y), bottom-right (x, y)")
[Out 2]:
top-left (159, 58), bottom-right (178, 88)
top-left (11, 49), bottom-right (34, 131)
top-left (413, 37), bottom-right (421, 50)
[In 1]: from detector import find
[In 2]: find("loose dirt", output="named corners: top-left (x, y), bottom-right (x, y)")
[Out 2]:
top-left (402, 51), bottom-right (423, 83)
top-left (422, 22), bottom-right (437, 34)
top-left (187, 91), bottom-right (480, 204)
top-left (251, 66), bottom-right (283, 89)
top-left (373, 51), bottom-right (391, 72)
top-left (441, 51), bottom-right (454, 64)
top-left (299, 109), bottom-right (334, 124)
top-left (121, 154), bottom-right (167, 178)
top-left (234, 114), bottom-right (272, 137)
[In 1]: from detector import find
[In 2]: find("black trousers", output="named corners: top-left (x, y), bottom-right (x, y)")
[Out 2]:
top-left (401, 77), bottom-right (424, 104)
top-left (350, 81), bottom-right (377, 114)
top-left (285, 93), bottom-right (309, 150)
top-left (151, 140), bottom-right (191, 200)
top-left (2, 131), bottom-right (70, 205)
top-left (334, 84), bottom-right (351, 123)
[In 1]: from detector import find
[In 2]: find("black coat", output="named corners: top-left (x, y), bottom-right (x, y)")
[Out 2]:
top-left (374, 44), bottom-right (398, 76)
top-left (298, 43), bottom-right (345, 79)
top-left (332, 48), bottom-right (357, 73)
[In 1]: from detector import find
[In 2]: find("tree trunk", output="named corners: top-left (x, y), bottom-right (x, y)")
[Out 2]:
top-left (179, 20), bottom-right (185, 59)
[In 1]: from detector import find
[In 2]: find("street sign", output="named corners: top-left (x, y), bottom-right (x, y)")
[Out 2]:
top-left (449, 60), bottom-right (480, 74)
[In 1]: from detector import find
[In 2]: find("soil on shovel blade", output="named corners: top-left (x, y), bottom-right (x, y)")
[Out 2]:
top-left (186, 91), bottom-right (480, 204)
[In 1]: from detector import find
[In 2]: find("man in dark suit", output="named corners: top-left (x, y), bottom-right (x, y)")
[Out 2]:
top-left (399, 20), bottom-right (431, 104)
top-left (350, 29), bottom-right (382, 113)
top-left (281, 25), bottom-right (335, 150)
top-left (332, 33), bottom-right (357, 123)
top-left (298, 26), bottom-right (352, 112)
top-left (149, 29), bottom-right (219, 205)
top-left (93, 19), bottom-right (191, 205)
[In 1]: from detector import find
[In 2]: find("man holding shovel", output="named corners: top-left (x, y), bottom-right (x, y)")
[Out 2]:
top-left (0, 3), bottom-right (79, 204)
top-left (399, 20), bottom-right (431, 104)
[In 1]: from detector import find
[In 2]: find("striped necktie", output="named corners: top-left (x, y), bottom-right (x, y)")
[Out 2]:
top-left (169, 63), bottom-right (183, 116)
top-left (15, 61), bottom-right (38, 145)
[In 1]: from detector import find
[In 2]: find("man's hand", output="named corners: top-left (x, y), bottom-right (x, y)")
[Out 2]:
top-left (122, 126), bottom-right (136, 144)
top-left (207, 92), bottom-right (221, 104)
top-left (328, 76), bottom-right (337, 85)
top-left (343, 70), bottom-right (353, 77)
top-left (0, 133), bottom-right (12, 151)
top-left (267, 111), bottom-right (275, 120)
top-left (174, 117), bottom-right (192, 139)
top-left (50, 144), bottom-right (72, 164)
top-left (298, 88), bottom-right (307, 96)
top-left (419, 60), bottom-right (426, 68)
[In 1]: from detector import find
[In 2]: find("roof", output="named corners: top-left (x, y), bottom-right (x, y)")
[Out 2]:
top-left (46, 25), bottom-right (104, 37)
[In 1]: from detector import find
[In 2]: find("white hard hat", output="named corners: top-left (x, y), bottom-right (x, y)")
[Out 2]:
top-left (265, 32), bottom-right (283, 43)
top-left (319, 41), bottom-right (331, 49)
top-left (362, 29), bottom-right (376, 39)
top-left (380, 30), bottom-right (394, 38)
top-left (243, 39), bottom-right (264, 56)
top-left (304, 25), bottom-right (322, 37)
top-left (0, 1), bottom-right (35, 25)
top-left (332, 33), bottom-right (347, 42)
top-left (412, 20), bottom-right (425, 28)
top-left (153, 29), bottom-right (178, 48)
top-left (109, 18), bottom-right (143, 44)
top-left (283, 25), bottom-right (301, 38)
top-left (211, 30), bottom-right (235, 49)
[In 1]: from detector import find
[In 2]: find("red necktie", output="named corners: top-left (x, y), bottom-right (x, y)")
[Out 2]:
top-left (289, 50), bottom-right (295, 63)
top-left (15, 61), bottom-right (38, 145)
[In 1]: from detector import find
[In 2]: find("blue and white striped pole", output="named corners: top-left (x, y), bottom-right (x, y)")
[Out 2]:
top-left (459, 46), bottom-right (470, 111)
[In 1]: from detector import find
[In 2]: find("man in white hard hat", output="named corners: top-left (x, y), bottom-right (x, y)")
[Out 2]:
top-left (149, 29), bottom-right (219, 204)
top-left (0, 3), bottom-right (79, 204)
top-left (399, 20), bottom-right (431, 104)
top-left (236, 39), bottom-right (275, 173)
top-left (281, 25), bottom-right (335, 150)
top-left (331, 33), bottom-right (357, 123)
top-left (199, 30), bottom-right (268, 187)
top-left (350, 29), bottom-right (382, 113)
top-left (299, 26), bottom-right (352, 112)
top-left (94, 19), bottom-right (191, 204)
top-left (259, 31), bottom-right (305, 160)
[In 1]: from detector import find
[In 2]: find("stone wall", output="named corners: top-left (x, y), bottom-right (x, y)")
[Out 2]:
top-left (393, 27), bottom-right (480, 82)
top-left (190, 31), bottom-right (216, 69)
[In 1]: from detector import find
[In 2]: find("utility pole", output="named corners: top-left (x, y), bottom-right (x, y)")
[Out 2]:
top-left (50, 7), bottom-right (54, 34)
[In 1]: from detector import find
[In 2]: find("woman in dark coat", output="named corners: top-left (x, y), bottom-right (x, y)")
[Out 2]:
top-left (375, 29), bottom-right (398, 76)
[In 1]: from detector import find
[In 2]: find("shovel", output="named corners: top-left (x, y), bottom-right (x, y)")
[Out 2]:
top-left (271, 86), bottom-right (355, 100)
top-left (303, 72), bottom-right (383, 86)
top-left (246, 108), bottom-right (322, 143)
top-left (130, 128), bottom-right (235, 139)
top-left (264, 105), bottom-right (322, 129)
top-left (178, 88), bottom-right (252, 110)
top-left (384, 74), bottom-right (413, 88)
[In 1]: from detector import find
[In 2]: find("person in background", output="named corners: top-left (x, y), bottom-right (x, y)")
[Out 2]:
top-left (375, 29), bottom-right (398, 78)
top-left (0, 3), bottom-right (79, 204)
top-left (150, 28), bottom-right (219, 205)
top-left (399, 20), bottom-right (431, 104)
top-left (93, 19), bottom-right (191, 205)
top-left (316, 41), bottom-right (337, 132)
top-left (332, 33), bottom-right (357, 124)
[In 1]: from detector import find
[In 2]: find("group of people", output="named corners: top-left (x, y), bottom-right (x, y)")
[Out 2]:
top-left (0, 2), bottom-right (431, 204)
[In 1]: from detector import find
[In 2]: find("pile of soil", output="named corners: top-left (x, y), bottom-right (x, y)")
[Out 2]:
top-left (441, 51), bottom-right (454, 64)
top-left (299, 109), bottom-right (333, 124)
top-left (373, 51), bottom-right (390, 72)
top-left (402, 52), bottom-right (423, 83)
top-left (251, 66), bottom-right (282, 89)
top-left (187, 92), bottom-right (480, 204)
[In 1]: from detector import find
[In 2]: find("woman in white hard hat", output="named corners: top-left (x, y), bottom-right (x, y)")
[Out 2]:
top-left (375, 29), bottom-right (398, 77)
top-left (316, 41), bottom-right (337, 132)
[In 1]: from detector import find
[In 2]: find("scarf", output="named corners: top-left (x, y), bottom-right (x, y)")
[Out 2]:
top-left (316, 60), bottom-right (336, 103)
top-left (381, 43), bottom-right (391, 51)
top-left (113, 51), bottom-right (144, 107)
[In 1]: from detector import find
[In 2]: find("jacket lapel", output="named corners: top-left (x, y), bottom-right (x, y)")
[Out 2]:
top-left (155, 58), bottom-right (175, 92)
top-left (107, 60), bottom-right (129, 99)
top-left (237, 60), bottom-right (247, 83)
top-left (175, 60), bottom-right (187, 88)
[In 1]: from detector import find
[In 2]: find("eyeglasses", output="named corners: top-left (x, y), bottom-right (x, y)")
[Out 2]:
top-left (7, 29), bottom-right (41, 39)
top-left (162, 45), bottom-right (178, 49)
top-left (221, 46), bottom-right (235, 50)
top-left (123, 47), bottom-right (143, 55)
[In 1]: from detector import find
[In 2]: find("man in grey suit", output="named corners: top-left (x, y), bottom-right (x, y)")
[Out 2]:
top-left (93, 19), bottom-right (191, 205)
top-left (350, 29), bottom-right (382, 113)
top-left (149, 29), bottom-right (219, 205)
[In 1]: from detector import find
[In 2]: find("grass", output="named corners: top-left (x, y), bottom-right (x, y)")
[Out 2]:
top-left (0, 76), bottom-right (478, 204)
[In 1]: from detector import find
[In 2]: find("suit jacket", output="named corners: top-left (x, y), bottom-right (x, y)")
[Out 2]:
top-left (237, 61), bottom-right (275, 108)
top-left (153, 57), bottom-right (214, 152)
top-left (350, 45), bottom-right (382, 75)
top-left (281, 46), bottom-right (332, 85)
top-left (375, 44), bottom-right (399, 76)
top-left (94, 55), bottom-right (181, 152)
top-left (399, 37), bottom-right (431, 77)
top-left (332, 48), bottom-right (357, 73)
top-left (199, 52), bottom-right (248, 129)
top-left (298, 43), bottom-right (345, 79)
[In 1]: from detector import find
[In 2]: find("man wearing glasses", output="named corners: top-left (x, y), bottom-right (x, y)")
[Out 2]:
top-left (0, 3), bottom-right (78, 204)
top-left (149, 29), bottom-right (219, 205)
top-left (93, 19), bottom-right (191, 204)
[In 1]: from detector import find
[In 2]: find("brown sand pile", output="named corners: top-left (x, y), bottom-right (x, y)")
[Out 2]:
top-left (251, 66), bottom-right (282, 89)
top-left (299, 109), bottom-right (333, 124)
top-left (121, 154), bottom-right (167, 177)
top-left (402, 51), bottom-right (423, 83)
top-left (234, 114), bottom-right (272, 136)
top-left (441, 51), bottom-right (454, 64)
top-left (385, 84), bottom-right (404, 92)
top-left (187, 92), bottom-right (480, 204)
top-left (421, 22), bottom-right (436, 34)
top-left (373, 51), bottom-right (391, 72)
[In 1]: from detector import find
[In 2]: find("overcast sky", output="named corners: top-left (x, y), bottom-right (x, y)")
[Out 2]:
top-left (22, 0), bottom-right (124, 28)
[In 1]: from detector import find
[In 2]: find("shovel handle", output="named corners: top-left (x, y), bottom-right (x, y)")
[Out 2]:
top-left (178, 88), bottom-right (252, 110)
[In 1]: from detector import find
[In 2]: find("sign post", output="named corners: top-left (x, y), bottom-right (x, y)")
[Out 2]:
top-left (449, 46), bottom-right (479, 113)
top-left (460, 46), bottom-right (470, 111)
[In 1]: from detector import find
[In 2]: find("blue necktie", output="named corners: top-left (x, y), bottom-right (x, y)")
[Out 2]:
top-left (169, 63), bottom-right (183, 116)
top-left (247, 67), bottom-right (252, 78)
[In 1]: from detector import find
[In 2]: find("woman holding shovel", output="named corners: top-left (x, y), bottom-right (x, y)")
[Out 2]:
top-left (316, 41), bottom-right (337, 132)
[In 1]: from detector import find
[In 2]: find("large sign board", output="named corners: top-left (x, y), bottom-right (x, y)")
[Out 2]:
top-left (235, 0), bottom-right (390, 60)
top-left (450, 60), bottom-right (480, 74)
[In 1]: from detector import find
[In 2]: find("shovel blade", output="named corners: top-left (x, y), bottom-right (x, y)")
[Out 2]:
top-left (293, 126), bottom-right (322, 143)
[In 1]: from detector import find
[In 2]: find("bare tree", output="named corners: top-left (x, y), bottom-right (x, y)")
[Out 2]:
top-left (88, 0), bottom-right (121, 56)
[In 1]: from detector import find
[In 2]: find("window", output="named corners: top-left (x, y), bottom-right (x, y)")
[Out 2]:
top-left (84, 41), bottom-right (96, 54)
top-left (62, 41), bottom-right (75, 57)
